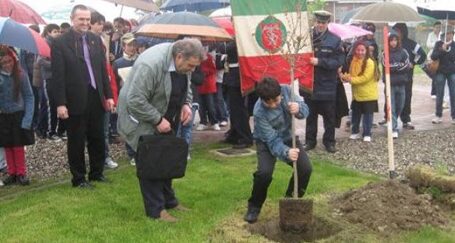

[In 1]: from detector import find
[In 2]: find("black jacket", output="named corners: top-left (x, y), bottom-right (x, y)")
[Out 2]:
top-left (311, 29), bottom-right (345, 101)
top-left (51, 28), bottom-right (113, 115)
top-left (382, 47), bottom-right (411, 86)
top-left (431, 40), bottom-right (455, 75)
top-left (393, 24), bottom-right (426, 66)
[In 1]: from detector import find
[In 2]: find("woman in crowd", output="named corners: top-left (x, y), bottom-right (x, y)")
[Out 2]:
top-left (0, 46), bottom-right (35, 185)
top-left (430, 28), bottom-right (455, 124)
top-left (341, 41), bottom-right (379, 142)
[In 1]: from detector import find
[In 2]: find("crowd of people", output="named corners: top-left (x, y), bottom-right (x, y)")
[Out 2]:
top-left (0, 5), bottom-right (453, 223)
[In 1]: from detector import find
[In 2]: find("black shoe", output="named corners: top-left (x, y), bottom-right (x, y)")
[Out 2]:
top-left (244, 207), bottom-right (261, 224)
top-left (17, 175), bottom-right (30, 186)
top-left (3, 175), bottom-right (17, 185)
top-left (89, 176), bottom-right (110, 183)
top-left (73, 181), bottom-right (95, 189)
top-left (304, 143), bottom-right (316, 151)
top-left (325, 145), bottom-right (337, 153)
top-left (403, 123), bottom-right (415, 130)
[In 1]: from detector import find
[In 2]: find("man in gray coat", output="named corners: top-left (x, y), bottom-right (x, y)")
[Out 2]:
top-left (117, 39), bottom-right (204, 222)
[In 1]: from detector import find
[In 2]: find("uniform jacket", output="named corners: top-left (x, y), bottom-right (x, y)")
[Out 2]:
top-left (117, 43), bottom-right (193, 151)
top-left (312, 29), bottom-right (345, 101)
top-left (51, 28), bottom-right (113, 115)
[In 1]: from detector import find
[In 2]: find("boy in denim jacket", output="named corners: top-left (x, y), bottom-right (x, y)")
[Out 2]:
top-left (244, 77), bottom-right (313, 223)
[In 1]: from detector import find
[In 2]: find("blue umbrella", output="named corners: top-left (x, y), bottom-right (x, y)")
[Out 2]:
top-left (161, 0), bottom-right (230, 13)
top-left (0, 17), bottom-right (50, 57)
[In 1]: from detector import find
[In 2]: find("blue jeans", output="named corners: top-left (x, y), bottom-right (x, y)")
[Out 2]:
top-left (434, 73), bottom-right (455, 118)
top-left (198, 94), bottom-right (218, 125)
top-left (351, 109), bottom-right (374, 137)
top-left (391, 85), bottom-right (406, 132)
top-left (177, 103), bottom-right (199, 145)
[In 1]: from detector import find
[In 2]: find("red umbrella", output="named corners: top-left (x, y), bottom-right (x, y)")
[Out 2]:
top-left (0, 0), bottom-right (46, 25)
top-left (0, 17), bottom-right (50, 57)
top-left (211, 17), bottom-right (234, 36)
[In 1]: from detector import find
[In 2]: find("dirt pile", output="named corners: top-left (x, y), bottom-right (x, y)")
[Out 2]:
top-left (330, 180), bottom-right (450, 235)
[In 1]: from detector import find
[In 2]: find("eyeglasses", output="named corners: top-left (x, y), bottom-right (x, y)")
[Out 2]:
top-left (316, 20), bottom-right (328, 24)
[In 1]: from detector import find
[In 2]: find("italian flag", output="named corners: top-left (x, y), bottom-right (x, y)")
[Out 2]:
top-left (231, 0), bottom-right (314, 94)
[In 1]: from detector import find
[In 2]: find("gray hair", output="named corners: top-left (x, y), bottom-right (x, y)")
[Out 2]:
top-left (172, 38), bottom-right (204, 61)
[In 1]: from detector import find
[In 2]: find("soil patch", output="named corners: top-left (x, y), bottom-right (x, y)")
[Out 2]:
top-left (330, 180), bottom-right (450, 235)
top-left (247, 216), bottom-right (342, 242)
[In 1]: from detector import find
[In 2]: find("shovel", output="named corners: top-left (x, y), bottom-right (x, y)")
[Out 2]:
top-left (279, 68), bottom-right (313, 232)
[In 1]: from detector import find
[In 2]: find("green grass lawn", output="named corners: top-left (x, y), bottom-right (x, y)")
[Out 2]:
top-left (0, 143), bottom-right (453, 242)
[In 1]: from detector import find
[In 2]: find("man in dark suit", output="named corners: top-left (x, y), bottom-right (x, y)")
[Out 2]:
top-left (51, 4), bottom-right (115, 189)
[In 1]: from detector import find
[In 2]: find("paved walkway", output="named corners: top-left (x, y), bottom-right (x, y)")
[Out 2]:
top-left (193, 74), bottom-right (454, 144)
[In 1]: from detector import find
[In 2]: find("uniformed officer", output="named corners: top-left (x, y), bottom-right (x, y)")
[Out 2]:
top-left (300, 10), bottom-right (345, 153)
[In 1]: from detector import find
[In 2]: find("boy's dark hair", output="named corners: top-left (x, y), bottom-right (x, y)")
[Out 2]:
top-left (256, 77), bottom-right (281, 101)
top-left (60, 22), bottom-right (70, 29)
top-left (113, 17), bottom-right (125, 25)
top-left (42, 23), bottom-right (60, 38)
top-left (90, 11), bottom-right (105, 25)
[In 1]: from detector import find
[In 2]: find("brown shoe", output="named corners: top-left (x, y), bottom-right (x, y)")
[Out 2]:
top-left (158, 210), bottom-right (178, 223)
top-left (173, 204), bottom-right (190, 212)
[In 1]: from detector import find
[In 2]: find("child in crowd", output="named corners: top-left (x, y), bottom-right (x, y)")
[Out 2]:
top-left (382, 32), bottom-right (411, 138)
top-left (341, 41), bottom-right (379, 142)
top-left (0, 46), bottom-right (35, 185)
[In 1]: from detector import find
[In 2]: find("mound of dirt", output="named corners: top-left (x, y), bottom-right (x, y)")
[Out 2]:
top-left (330, 180), bottom-right (450, 235)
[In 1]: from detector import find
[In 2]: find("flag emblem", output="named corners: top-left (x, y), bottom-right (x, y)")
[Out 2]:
top-left (255, 16), bottom-right (287, 54)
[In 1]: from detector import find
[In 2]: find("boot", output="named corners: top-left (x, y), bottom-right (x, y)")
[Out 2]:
top-left (17, 175), bottom-right (30, 186)
top-left (3, 175), bottom-right (17, 186)
top-left (244, 206), bottom-right (261, 224)
top-left (158, 210), bottom-right (178, 223)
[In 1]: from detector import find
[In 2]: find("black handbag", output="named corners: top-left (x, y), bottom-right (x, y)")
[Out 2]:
top-left (136, 134), bottom-right (188, 180)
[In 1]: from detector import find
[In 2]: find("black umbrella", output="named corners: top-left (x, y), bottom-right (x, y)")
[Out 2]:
top-left (161, 0), bottom-right (230, 13)
top-left (136, 12), bottom-right (232, 41)
top-left (417, 1), bottom-right (455, 36)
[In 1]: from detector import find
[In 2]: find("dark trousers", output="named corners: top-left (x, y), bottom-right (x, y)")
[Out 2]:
top-left (225, 85), bottom-right (252, 145)
top-left (248, 140), bottom-right (312, 209)
top-left (65, 87), bottom-right (106, 186)
top-left (215, 83), bottom-right (229, 122)
top-left (305, 99), bottom-right (336, 147)
top-left (37, 80), bottom-right (64, 136)
top-left (138, 178), bottom-right (178, 218)
top-left (32, 86), bottom-right (40, 130)
top-left (400, 69), bottom-right (414, 124)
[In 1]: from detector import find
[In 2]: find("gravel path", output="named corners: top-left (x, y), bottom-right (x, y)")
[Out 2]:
top-left (309, 126), bottom-right (455, 177)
